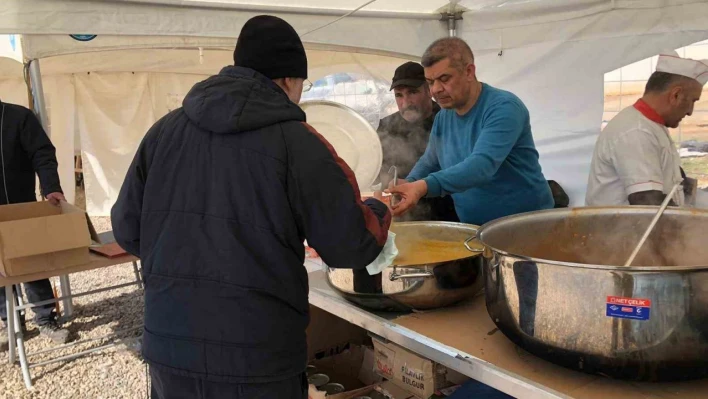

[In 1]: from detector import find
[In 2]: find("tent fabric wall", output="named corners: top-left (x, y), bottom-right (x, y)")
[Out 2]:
top-left (6, 1), bottom-right (708, 58)
top-left (2, 46), bottom-right (414, 215)
top-left (0, 56), bottom-right (23, 80)
top-left (1, 68), bottom-right (211, 214)
top-left (0, 75), bottom-right (28, 107)
top-left (32, 48), bottom-right (411, 215)
top-left (30, 44), bottom-right (414, 83)
top-left (42, 75), bottom-right (77, 205)
top-left (1, 0), bottom-right (445, 59)
top-left (75, 72), bottom-right (156, 215)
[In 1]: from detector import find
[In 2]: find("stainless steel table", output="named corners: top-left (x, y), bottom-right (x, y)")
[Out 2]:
top-left (306, 260), bottom-right (708, 399)
top-left (306, 261), bottom-right (566, 399)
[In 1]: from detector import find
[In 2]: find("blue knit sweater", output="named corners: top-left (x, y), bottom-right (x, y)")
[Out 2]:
top-left (407, 83), bottom-right (553, 225)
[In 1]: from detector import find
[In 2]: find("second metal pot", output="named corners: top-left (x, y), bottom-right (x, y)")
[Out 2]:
top-left (477, 206), bottom-right (708, 381)
top-left (326, 221), bottom-right (484, 311)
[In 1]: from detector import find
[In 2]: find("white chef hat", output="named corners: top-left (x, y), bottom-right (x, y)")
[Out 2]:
top-left (655, 50), bottom-right (708, 86)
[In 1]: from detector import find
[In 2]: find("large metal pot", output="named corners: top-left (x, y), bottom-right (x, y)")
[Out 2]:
top-left (477, 206), bottom-right (708, 381)
top-left (326, 221), bottom-right (484, 311)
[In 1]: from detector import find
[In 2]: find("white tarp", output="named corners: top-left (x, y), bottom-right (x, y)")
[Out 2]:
top-left (75, 73), bottom-right (156, 214)
top-left (0, 0), bottom-right (707, 214)
top-left (6, 1), bottom-right (708, 57)
top-left (0, 47), bottom-right (414, 212)
top-left (42, 75), bottom-right (77, 206)
top-left (0, 57), bottom-right (26, 104)
top-left (0, 56), bottom-right (22, 77)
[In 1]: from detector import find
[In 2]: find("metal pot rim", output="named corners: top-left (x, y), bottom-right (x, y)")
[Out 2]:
top-left (477, 206), bottom-right (708, 272)
top-left (391, 220), bottom-right (480, 228)
top-left (390, 221), bottom-right (485, 264)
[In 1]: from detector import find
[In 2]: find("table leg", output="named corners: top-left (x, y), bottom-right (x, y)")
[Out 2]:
top-left (59, 275), bottom-right (73, 317)
top-left (5, 284), bottom-right (15, 364)
top-left (132, 261), bottom-right (143, 289)
top-left (12, 295), bottom-right (32, 389)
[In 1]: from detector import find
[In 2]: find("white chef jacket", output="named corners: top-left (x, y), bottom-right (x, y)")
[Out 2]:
top-left (586, 103), bottom-right (683, 206)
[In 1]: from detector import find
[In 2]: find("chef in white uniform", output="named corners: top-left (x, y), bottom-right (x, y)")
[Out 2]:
top-left (586, 51), bottom-right (707, 207)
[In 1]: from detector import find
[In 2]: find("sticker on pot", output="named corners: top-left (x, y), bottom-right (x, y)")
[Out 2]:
top-left (606, 296), bottom-right (651, 320)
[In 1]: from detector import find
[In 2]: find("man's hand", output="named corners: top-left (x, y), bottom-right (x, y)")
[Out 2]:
top-left (46, 192), bottom-right (66, 206)
top-left (386, 180), bottom-right (427, 216)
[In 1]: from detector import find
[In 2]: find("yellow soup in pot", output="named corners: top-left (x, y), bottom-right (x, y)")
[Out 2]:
top-left (393, 239), bottom-right (478, 266)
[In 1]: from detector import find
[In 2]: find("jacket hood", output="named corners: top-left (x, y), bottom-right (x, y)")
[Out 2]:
top-left (183, 66), bottom-right (306, 134)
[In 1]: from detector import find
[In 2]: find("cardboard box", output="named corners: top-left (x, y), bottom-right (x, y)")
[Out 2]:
top-left (307, 344), bottom-right (416, 399)
top-left (309, 351), bottom-right (413, 399)
top-left (377, 381), bottom-right (417, 399)
top-left (309, 345), bottom-right (369, 395)
top-left (307, 309), bottom-right (418, 398)
top-left (307, 305), bottom-right (369, 361)
top-left (372, 337), bottom-right (449, 399)
top-left (0, 201), bottom-right (96, 277)
top-left (310, 382), bottom-right (414, 399)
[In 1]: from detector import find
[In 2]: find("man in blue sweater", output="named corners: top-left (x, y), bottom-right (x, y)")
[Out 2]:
top-left (389, 38), bottom-right (553, 225)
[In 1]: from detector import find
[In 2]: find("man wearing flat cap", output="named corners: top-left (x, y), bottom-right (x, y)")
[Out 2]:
top-left (112, 15), bottom-right (390, 399)
top-left (377, 61), bottom-right (458, 222)
top-left (587, 51), bottom-right (707, 206)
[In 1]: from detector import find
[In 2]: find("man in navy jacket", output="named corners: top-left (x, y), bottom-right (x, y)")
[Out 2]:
top-left (111, 15), bottom-right (390, 399)
top-left (0, 99), bottom-right (69, 350)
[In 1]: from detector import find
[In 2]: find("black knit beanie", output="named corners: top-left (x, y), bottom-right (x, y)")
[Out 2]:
top-left (234, 15), bottom-right (308, 80)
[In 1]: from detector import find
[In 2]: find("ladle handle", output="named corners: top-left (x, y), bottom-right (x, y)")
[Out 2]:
top-left (464, 232), bottom-right (483, 253)
top-left (624, 180), bottom-right (683, 267)
top-left (389, 270), bottom-right (434, 281)
top-left (388, 166), bottom-right (398, 208)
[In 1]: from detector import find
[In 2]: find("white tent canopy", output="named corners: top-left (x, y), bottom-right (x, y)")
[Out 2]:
top-left (0, 56), bottom-right (22, 77)
top-left (0, 0), bottom-right (707, 214)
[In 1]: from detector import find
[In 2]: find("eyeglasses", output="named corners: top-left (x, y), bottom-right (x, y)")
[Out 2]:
top-left (302, 79), bottom-right (313, 92)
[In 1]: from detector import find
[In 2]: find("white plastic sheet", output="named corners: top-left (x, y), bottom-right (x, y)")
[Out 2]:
top-left (75, 72), bottom-right (156, 215)
top-left (0, 77), bottom-right (28, 107)
top-left (42, 75), bottom-right (77, 205)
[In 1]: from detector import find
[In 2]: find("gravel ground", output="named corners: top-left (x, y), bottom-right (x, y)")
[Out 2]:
top-left (1, 188), bottom-right (148, 398)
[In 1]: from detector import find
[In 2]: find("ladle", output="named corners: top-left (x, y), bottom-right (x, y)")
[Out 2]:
top-left (388, 165), bottom-right (398, 207)
top-left (624, 180), bottom-right (683, 267)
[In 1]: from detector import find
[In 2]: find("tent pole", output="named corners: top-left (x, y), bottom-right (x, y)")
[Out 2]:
top-left (23, 63), bottom-right (34, 113)
top-left (27, 59), bottom-right (50, 137)
top-left (442, 3), bottom-right (462, 38)
top-left (448, 16), bottom-right (456, 37)
top-left (444, 0), bottom-right (462, 37)
top-left (443, 13), bottom-right (462, 38)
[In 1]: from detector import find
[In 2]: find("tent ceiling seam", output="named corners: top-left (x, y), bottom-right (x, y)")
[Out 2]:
top-left (460, 1), bottom-right (706, 33)
top-left (300, 0), bottom-right (378, 37)
top-left (97, 0), bottom-right (440, 20)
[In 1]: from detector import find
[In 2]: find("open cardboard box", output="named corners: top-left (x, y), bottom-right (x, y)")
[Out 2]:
top-left (308, 345), bottom-right (416, 399)
top-left (372, 336), bottom-right (451, 399)
top-left (308, 345), bottom-right (373, 398)
top-left (308, 306), bottom-right (417, 398)
top-left (0, 201), bottom-right (98, 277)
top-left (308, 305), bottom-right (369, 361)
top-left (306, 307), bottom-right (462, 399)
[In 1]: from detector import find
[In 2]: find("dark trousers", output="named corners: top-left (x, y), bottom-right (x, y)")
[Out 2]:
top-left (0, 279), bottom-right (57, 325)
top-left (150, 366), bottom-right (308, 399)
